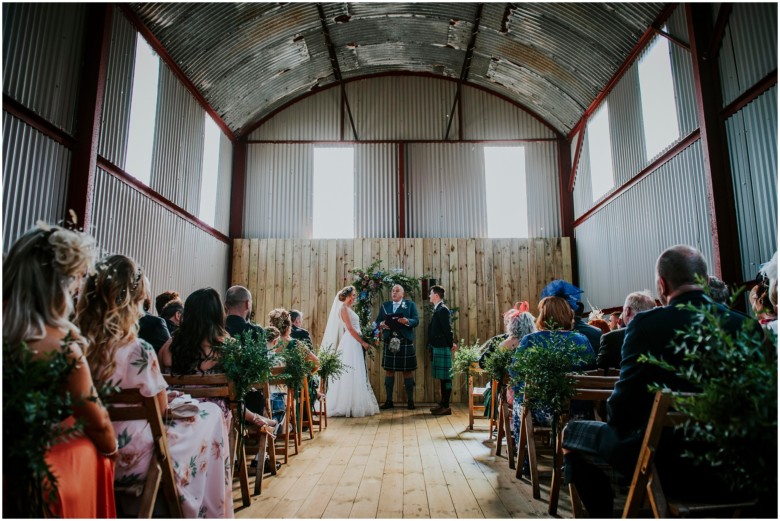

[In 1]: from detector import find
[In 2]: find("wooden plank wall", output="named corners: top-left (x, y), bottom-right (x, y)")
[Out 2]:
top-left (231, 238), bottom-right (572, 403)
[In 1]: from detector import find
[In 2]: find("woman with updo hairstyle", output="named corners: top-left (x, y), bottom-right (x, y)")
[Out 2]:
top-left (499, 309), bottom-right (538, 350)
top-left (76, 256), bottom-right (233, 518)
top-left (269, 307), bottom-right (319, 367)
top-left (3, 223), bottom-right (116, 517)
top-left (509, 296), bottom-right (595, 446)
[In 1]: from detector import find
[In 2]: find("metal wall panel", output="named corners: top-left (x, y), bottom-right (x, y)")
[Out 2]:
top-left (248, 87), bottom-right (340, 141)
top-left (461, 84), bottom-right (555, 140)
top-left (98, 7), bottom-right (135, 168)
top-left (573, 132), bottom-right (593, 218)
top-left (666, 7), bottom-right (698, 137)
top-left (213, 132), bottom-right (233, 234)
top-left (575, 140), bottom-right (714, 308)
top-left (91, 168), bottom-right (229, 303)
top-left (349, 76), bottom-right (459, 140)
top-left (2, 114), bottom-right (71, 251)
top-left (726, 86), bottom-right (778, 279)
top-left (607, 67), bottom-right (646, 187)
top-left (406, 143), bottom-right (487, 237)
top-left (355, 144), bottom-right (398, 238)
top-left (2, 4), bottom-right (85, 134)
top-left (719, 3), bottom-right (777, 107)
top-left (150, 65), bottom-right (205, 215)
top-left (244, 144), bottom-right (313, 238)
top-left (525, 141), bottom-right (562, 237)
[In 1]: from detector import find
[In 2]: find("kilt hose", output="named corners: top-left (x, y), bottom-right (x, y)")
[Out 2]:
top-left (381, 337), bottom-right (417, 372)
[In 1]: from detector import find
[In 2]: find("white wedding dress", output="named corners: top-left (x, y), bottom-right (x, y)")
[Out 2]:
top-left (324, 303), bottom-right (380, 418)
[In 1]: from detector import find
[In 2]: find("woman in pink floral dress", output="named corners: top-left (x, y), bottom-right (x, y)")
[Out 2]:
top-left (76, 255), bottom-right (233, 518)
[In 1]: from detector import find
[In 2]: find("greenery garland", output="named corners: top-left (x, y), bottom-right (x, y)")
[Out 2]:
top-left (315, 344), bottom-right (349, 391)
top-left (217, 330), bottom-right (275, 401)
top-left (483, 343), bottom-right (514, 384)
top-left (451, 339), bottom-right (482, 377)
top-left (278, 340), bottom-right (316, 392)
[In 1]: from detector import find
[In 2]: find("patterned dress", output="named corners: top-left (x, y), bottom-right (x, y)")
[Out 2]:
top-left (110, 339), bottom-right (234, 518)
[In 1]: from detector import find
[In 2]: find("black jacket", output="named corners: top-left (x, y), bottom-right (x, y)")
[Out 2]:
top-left (291, 325), bottom-right (312, 345)
top-left (573, 318), bottom-right (602, 353)
top-left (225, 315), bottom-right (265, 342)
top-left (138, 314), bottom-right (170, 353)
top-left (428, 302), bottom-right (454, 347)
top-left (596, 328), bottom-right (625, 370)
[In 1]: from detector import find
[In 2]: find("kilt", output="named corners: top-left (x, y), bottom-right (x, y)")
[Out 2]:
top-left (382, 337), bottom-right (417, 371)
top-left (429, 345), bottom-right (453, 380)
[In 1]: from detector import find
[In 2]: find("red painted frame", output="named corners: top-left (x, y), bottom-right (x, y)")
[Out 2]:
top-left (722, 69), bottom-right (778, 119)
top-left (3, 95), bottom-right (76, 148)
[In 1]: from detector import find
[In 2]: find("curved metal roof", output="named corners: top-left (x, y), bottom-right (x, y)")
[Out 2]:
top-left (128, 2), bottom-right (665, 138)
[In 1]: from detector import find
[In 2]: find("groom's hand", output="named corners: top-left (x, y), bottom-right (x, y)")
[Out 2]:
top-left (398, 318), bottom-right (409, 325)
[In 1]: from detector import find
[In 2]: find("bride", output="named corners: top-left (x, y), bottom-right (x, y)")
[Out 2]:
top-left (322, 285), bottom-right (380, 417)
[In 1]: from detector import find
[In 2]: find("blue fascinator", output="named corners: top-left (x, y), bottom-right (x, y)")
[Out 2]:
top-left (540, 280), bottom-right (583, 311)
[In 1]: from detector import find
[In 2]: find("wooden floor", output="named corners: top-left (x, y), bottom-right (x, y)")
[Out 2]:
top-left (233, 404), bottom-right (573, 519)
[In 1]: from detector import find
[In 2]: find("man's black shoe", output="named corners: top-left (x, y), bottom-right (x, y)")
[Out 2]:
top-left (379, 401), bottom-right (394, 409)
top-left (407, 403), bottom-right (416, 410)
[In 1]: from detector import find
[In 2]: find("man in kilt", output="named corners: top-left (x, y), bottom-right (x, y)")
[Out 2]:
top-left (376, 285), bottom-right (420, 409)
top-left (427, 285), bottom-right (456, 416)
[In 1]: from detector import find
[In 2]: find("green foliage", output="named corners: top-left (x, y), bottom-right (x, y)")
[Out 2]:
top-left (278, 340), bottom-right (316, 392)
top-left (508, 332), bottom-right (592, 418)
top-left (483, 342), bottom-right (514, 384)
top-left (2, 337), bottom-right (114, 517)
top-left (316, 344), bottom-right (349, 386)
top-left (640, 298), bottom-right (778, 496)
top-left (451, 339), bottom-right (482, 377)
top-left (217, 330), bottom-right (276, 401)
top-left (349, 259), bottom-right (425, 354)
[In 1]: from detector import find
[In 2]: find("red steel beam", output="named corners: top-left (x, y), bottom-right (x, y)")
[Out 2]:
top-left (2, 95), bottom-right (76, 149)
top-left (651, 26), bottom-right (690, 50)
top-left (229, 140), bottom-right (247, 239)
top-left (97, 156), bottom-right (230, 244)
top-left (566, 3), bottom-right (678, 141)
top-left (722, 69), bottom-right (778, 119)
top-left (573, 129), bottom-right (701, 228)
top-left (685, 3), bottom-right (741, 283)
top-left (398, 143), bottom-right (406, 238)
top-left (557, 136), bottom-right (578, 285)
top-left (709, 4), bottom-right (733, 61)
top-left (66, 4), bottom-right (112, 231)
top-left (245, 138), bottom-right (557, 145)
top-left (118, 5), bottom-right (235, 142)
top-left (567, 127), bottom-right (586, 192)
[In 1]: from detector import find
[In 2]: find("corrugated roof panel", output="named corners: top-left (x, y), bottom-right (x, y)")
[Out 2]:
top-left (248, 85), bottom-right (340, 141)
top-left (461, 84), bottom-right (555, 139)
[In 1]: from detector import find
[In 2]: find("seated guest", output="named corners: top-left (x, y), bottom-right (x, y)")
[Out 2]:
top-left (749, 283), bottom-right (777, 327)
top-left (160, 299), bottom-right (183, 335)
top-left (76, 256), bottom-right (233, 518)
top-left (562, 245), bottom-right (750, 518)
top-left (588, 318), bottom-right (611, 335)
top-left (760, 251), bottom-right (778, 334)
top-left (3, 224), bottom-right (116, 518)
top-left (290, 309), bottom-right (312, 344)
top-left (137, 294), bottom-right (170, 352)
top-left (509, 297), bottom-right (594, 446)
top-left (495, 309), bottom-right (537, 441)
top-left (155, 290), bottom-right (179, 315)
top-left (158, 288), bottom-right (275, 431)
top-left (225, 285), bottom-right (264, 339)
top-left (596, 291), bottom-right (655, 370)
top-left (707, 275), bottom-right (730, 304)
top-left (608, 311), bottom-right (621, 331)
top-left (574, 301), bottom-right (602, 352)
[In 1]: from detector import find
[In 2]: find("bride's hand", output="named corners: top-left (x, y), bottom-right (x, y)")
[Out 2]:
top-left (361, 342), bottom-right (370, 350)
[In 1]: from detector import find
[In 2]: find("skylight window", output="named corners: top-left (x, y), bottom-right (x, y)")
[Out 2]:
top-left (484, 146), bottom-right (528, 238)
top-left (125, 35), bottom-right (160, 185)
top-left (639, 33), bottom-right (680, 160)
top-left (312, 148), bottom-right (354, 238)
top-left (587, 102), bottom-right (615, 201)
top-left (198, 114), bottom-right (220, 226)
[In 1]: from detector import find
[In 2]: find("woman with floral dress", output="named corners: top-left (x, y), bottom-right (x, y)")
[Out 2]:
top-left (76, 255), bottom-right (233, 518)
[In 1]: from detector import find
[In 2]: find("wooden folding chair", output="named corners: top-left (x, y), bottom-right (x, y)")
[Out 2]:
top-left (621, 391), bottom-right (757, 518)
top-left (514, 401), bottom-right (550, 499)
top-left (313, 377), bottom-right (328, 431)
top-left (494, 382), bottom-right (516, 470)
top-left (297, 375), bottom-right (315, 441)
top-left (268, 377), bottom-right (299, 464)
top-left (467, 368), bottom-right (490, 431)
top-left (165, 374), bottom-right (254, 507)
top-left (548, 374), bottom-right (618, 515)
top-left (106, 389), bottom-right (184, 518)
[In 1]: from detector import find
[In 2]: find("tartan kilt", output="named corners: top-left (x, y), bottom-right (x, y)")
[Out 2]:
top-left (382, 337), bottom-right (417, 371)
top-left (429, 345), bottom-right (453, 380)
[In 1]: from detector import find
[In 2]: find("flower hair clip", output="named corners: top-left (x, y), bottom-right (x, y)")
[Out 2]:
top-left (130, 266), bottom-right (143, 292)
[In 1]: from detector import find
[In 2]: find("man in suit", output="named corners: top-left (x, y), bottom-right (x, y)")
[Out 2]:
top-left (138, 296), bottom-right (170, 353)
top-left (574, 301), bottom-right (602, 352)
top-left (376, 284), bottom-right (420, 409)
top-left (427, 285), bottom-right (456, 416)
top-left (290, 309), bottom-right (312, 345)
top-left (561, 245), bottom-right (750, 517)
top-left (160, 299), bottom-right (183, 335)
top-left (596, 291), bottom-right (655, 370)
top-left (224, 285), bottom-right (264, 340)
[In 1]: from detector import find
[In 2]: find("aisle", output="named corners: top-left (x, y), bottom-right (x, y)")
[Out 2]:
top-left (233, 404), bottom-right (572, 518)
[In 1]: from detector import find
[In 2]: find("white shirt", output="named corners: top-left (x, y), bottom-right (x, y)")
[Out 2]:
top-left (392, 300), bottom-right (401, 313)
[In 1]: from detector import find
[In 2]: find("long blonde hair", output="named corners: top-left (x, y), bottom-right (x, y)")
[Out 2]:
top-left (3, 222), bottom-right (95, 348)
top-left (76, 255), bottom-right (148, 383)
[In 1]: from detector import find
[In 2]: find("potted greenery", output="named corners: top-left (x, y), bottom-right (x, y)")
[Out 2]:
top-left (316, 344), bottom-right (349, 394)
top-left (451, 339), bottom-right (483, 378)
top-left (278, 342), bottom-right (317, 393)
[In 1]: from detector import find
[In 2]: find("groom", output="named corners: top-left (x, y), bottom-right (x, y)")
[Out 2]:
top-left (376, 285), bottom-right (420, 409)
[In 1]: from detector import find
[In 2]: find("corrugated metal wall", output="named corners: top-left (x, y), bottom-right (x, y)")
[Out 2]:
top-left (718, 3), bottom-right (777, 107)
top-left (91, 168), bottom-right (229, 303)
top-left (526, 141), bottom-right (562, 237)
top-left (575, 141), bottom-right (715, 308)
top-left (248, 87), bottom-right (340, 141)
top-left (726, 86), bottom-right (778, 279)
top-left (213, 131), bottom-right (233, 233)
top-left (244, 144), bottom-right (313, 238)
top-left (149, 66), bottom-right (205, 216)
top-left (98, 7), bottom-right (135, 169)
top-left (2, 113), bottom-right (72, 250)
top-left (349, 76), bottom-right (459, 140)
top-left (461, 85), bottom-right (555, 139)
top-left (406, 143), bottom-right (487, 237)
top-left (355, 144), bottom-right (398, 238)
top-left (2, 3), bottom-right (85, 134)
